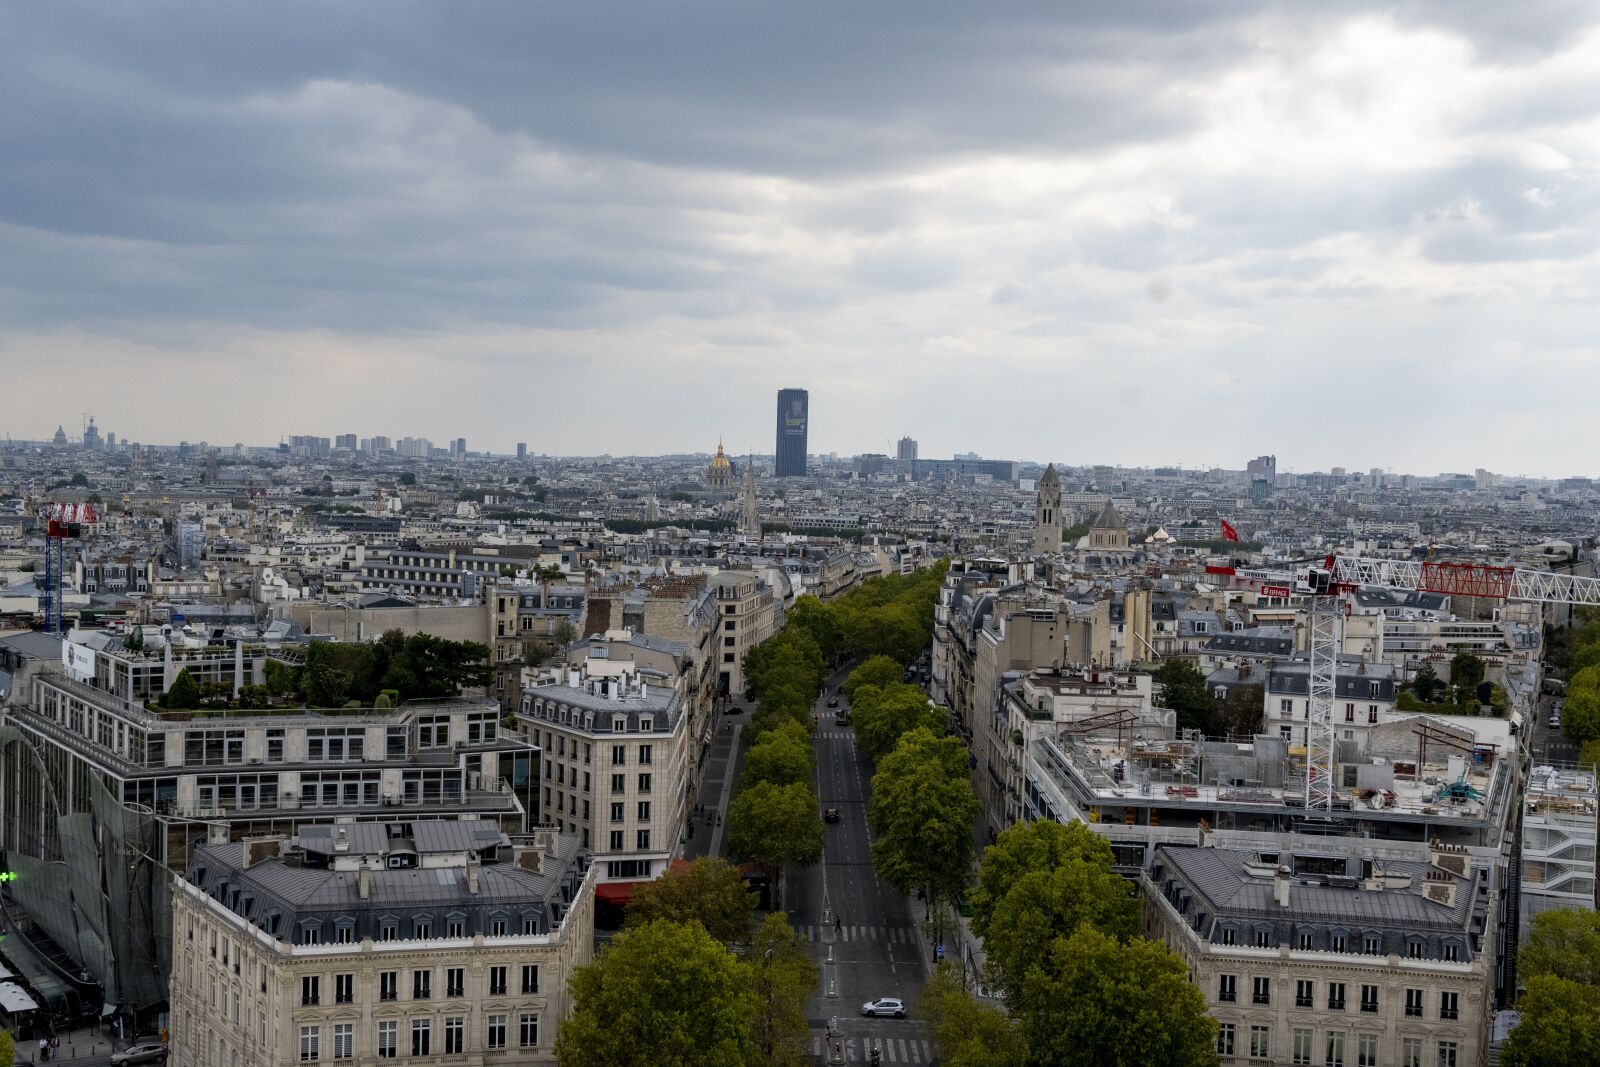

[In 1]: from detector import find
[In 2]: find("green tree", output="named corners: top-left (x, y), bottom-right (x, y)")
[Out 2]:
top-left (626, 857), bottom-right (758, 946)
top-left (742, 722), bottom-right (814, 789)
top-left (0, 1029), bottom-right (12, 1067)
top-left (1019, 925), bottom-right (1218, 1067)
top-left (1580, 738), bottom-right (1600, 772)
top-left (263, 658), bottom-right (301, 698)
top-left (1154, 660), bottom-right (1217, 733)
top-left (163, 667), bottom-right (201, 710)
top-left (1413, 662), bottom-right (1441, 701)
top-left (726, 781), bottom-right (824, 906)
top-left (842, 655), bottom-right (902, 701)
top-left (1522, 908), bottom-right (1600, 986)
top-left (396, 471), bottom-right (416, 486)
top-left (919, 963), bottom-right (1027, 1067)
top-left (868, 728), bottom-right (979, 933)
top-left (1450, 652), bottom-right (1487, 704)
top-left (1215, 682), bottom-right (1265, 737)
top-left (555, 920), bottom-right (756, 1067)
top-left (787, 596), bottom-right (843, 662)
top-left (853, 682), bottom-right (945, 764)
top-left (1502, 975), bottom-right (1600, 1067)
top-left (971, 820), bottom-right (1138, 1002)
top-left (749, 913), bottom-right (818, 1067)
top-left (1563, 688), bottom-right (1600, 747)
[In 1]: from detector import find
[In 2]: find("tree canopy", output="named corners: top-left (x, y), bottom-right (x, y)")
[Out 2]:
top-left (1522, 907), bottom-right (1600, 986)
top-left (852, 681), bottom-right (945, 764)
top-left (868, 727), bottom-right (979, 920)
top-left (299, 629), bottom-right (491, 707)
top-left (162, 667), bottom-right (200, 710)
top-left (556, 920), bottom-right (757, 1067)
top-left (1018, 925), bottom-right (1218, 1067)
top-left (970, 819), bottom-right (1138, 1002)
top-left (919, 963), bottom-right (1027, 1067)
top-left (726, 781), bottom-right (825, 894)
top-left (741, 721), bottom-right (815, 790)
top-left (1154, 660), bottom-right (1216, 733)
top-left (1504, 975), bottom-right (1600, 1067)
top-left (1503, 906), bottom-right (1600, 1065)
top-left (748, 913), bottom-right (818, 1067)
top-left (625, 858), bottom-right (758, 946)
top-left (842, 655), bottom-right (904, 701)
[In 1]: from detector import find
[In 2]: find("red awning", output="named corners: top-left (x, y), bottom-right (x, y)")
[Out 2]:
top-left (595, 881), bottom-right (645, 905)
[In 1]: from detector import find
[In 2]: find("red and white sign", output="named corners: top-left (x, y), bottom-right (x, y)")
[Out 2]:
top-left (1258, 585), bottom-right (1293, 598)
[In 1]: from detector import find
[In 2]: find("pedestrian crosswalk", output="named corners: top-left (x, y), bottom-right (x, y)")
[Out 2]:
top-left (812, 1035), bottom-right (934, 1063)
top-left (799, 924), bottom-right (919, 944)
top-left (816, 730), bottom-right (855, 739)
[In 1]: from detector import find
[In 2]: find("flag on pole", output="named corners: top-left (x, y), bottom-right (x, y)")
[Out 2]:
top-left (1220, 519), bottom-right (1240, 543)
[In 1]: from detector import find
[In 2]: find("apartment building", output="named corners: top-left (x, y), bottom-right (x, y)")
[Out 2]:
top-left (516, 662), bottom-right (688, 892)
top-left (0, 661), bottom-right (539, 1007)
top-left (1145, 842), bottom-right (1490, 1067)
top-left (168, 821), bottom-right (593, 1067)
top-left (1264, 658), bottom-right (1398, 746)
top-left (1022, 709), bottom-right (1524, 1002)
top-left (707, 570), bottom-right (782, 698)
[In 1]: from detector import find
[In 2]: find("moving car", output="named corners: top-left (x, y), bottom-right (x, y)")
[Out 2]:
top-left (110, 1045), bottom-right (170, 1065)
top-left (827, 695), bottom-right (840, 707)
top-left (824, 807), bottom-right (841, 823)
top-left (861, 997), bottom-right (906, 1018)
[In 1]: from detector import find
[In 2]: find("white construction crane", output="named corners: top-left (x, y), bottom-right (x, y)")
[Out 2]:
top-left (1280, 554), bottom-right (1600, 812)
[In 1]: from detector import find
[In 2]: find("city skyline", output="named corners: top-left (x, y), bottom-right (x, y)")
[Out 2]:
top-left (0, 419), bottom-right (1584, 483)
top-left (4, 4), bottom-right (1600, 472)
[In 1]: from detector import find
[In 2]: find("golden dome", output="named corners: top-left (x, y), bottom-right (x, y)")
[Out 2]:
top-left (709, 439), bottom-right (731, 470)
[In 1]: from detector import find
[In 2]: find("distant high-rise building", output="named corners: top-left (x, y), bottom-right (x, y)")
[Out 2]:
top-left (105, 432), bottom-right (116, 450)
top-left (1246, 454), bottom-right (1276, 482)
top-left (82, 418), bottom-right (100, 451)
top-left (335, 433), bottom-right (358, 451)
top-left (370, 436), bottom-right (391, 453)
top-left (453, 437), bottom-right (467, 460)
top-left (774, 388), bottom-right (808, 477)
top-left (897, 436), bottom-right (918, 462)
top-left (517, 442), bottom-right (528, 461)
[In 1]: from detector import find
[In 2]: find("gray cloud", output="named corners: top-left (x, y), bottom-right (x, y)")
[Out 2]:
top-left (2, 2), bottom-right (1599, 472)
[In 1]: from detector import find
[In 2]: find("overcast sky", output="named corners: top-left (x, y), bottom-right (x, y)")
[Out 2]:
top-left (3, 3), bottom-right (1598, 476)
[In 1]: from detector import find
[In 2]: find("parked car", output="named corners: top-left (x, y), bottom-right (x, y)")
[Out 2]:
top-left (110, 1045), bottom-right (170, 1066)
top-left (824, 807), bottom-right (841, 823)
top-left (861, 997), bottom-right (906, 1018)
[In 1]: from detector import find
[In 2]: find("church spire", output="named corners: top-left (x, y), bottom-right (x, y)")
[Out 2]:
top-left (739, 453), bottom-right (760, 538)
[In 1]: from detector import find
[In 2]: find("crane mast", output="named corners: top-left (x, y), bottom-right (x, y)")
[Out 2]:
top-left (1290, 554), bottom-right (1600, 812)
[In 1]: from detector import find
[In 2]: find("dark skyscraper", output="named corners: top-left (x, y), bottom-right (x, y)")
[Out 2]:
top-left (774, 388), bottom-right (808, 477)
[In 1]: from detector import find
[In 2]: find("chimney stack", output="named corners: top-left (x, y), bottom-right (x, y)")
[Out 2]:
top-left (1273, 865), bottom-right (1291, 908)
top-left (358, 862), bottom-right (370, 900)
top-left (467, 853), bottom-right (481, 896)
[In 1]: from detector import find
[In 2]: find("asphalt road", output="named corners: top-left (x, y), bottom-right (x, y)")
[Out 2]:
top-left (1530, 691), bottom-right (1578, 764)
top-left (790, 668), bottom-right (935, 1065)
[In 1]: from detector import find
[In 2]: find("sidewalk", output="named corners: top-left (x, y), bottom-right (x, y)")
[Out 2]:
top-left (682, 701), bottom-right (751, 861)
top-left (9, 1023), bottom-right (125, 1064)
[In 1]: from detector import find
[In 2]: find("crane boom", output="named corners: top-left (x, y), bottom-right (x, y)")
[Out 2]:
top-left (1329, 556), bottom-right (1600, 606)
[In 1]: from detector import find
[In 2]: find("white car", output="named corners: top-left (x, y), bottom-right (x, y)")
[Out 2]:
top-left (110, 1045), bottom-right (169, 1065)
top-left (861, 997), bottom-right (906, 1018)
